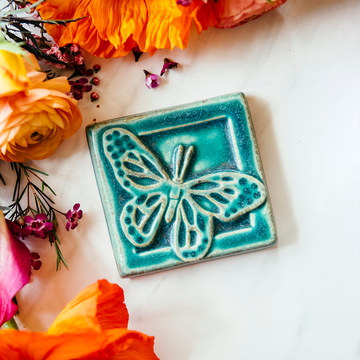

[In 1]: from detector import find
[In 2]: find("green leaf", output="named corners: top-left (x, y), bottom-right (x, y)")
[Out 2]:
top-left (0, 41), bottom-right (27, 56)
top-left (44, 183), bottom-right (57, 196)
top-left (24, 166), bottom-right (49, 176)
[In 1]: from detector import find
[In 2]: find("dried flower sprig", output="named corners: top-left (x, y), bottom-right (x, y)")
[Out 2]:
top-left (2, 162), bottom-right (82, 271)
top-left (0, 0), bottom-right (84, 65)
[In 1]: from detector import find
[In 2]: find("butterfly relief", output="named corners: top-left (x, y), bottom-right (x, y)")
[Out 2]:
top-left (103, 128), bottom-right (267, 263)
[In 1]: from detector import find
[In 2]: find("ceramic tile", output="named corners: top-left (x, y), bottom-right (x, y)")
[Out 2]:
top-left (86, 93), bottom-right (277, 277)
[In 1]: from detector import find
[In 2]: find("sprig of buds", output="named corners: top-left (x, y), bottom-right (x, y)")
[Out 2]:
top-left (2, 163), bottom-right (83, 271)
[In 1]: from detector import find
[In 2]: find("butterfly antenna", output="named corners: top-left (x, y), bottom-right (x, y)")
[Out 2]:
top-left (178, 146), bottom-right (194, 182)
top-left (173, 145), bottom-right (184, 183)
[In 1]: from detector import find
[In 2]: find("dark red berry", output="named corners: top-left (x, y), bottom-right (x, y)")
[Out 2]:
top-left (93, 64), bottom-right (101, 73)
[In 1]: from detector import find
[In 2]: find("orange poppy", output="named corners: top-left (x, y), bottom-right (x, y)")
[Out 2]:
top-left (0, 280), bottom-right (159, 360)
top-left (32, 0), bottom-right (287, 58)
top-left (32, 0), bottom-right (217, 58)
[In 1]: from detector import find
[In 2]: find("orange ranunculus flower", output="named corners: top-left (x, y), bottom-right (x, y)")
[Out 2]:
top-left (0, 280), bottom-right (159, 360)
top-left (0, 49), bottom-right (82, 163)
top-left (0, 49), bottom-right (30, 97)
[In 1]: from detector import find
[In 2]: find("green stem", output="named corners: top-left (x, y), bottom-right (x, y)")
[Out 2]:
top-left (1, 317), bottom-right (19, 330)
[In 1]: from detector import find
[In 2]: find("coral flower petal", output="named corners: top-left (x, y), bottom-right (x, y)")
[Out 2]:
top-left (0, 280), bottom-right (159, 359)
top-left (48, 280), bottom-right (129, 335)
top-left (0, 329), bottom-right (158, 360)
top-left (0, 211), bottom-right (31, 326)
top-left (32, 0), bottom-right (213, 57)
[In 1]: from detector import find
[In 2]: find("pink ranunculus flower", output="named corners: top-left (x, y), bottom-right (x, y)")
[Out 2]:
top-left (212, 0), bottom-right (288, 29)
top-left (0, 211), bottom-right (31, 326)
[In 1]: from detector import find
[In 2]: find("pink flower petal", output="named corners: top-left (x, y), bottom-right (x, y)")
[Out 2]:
top-left (0, 212), bottom-right (31, 326)
top-left (35, 214), bottom-right (47, 221)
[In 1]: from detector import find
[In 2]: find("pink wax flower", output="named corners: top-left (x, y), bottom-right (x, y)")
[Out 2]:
top-left (74, 54), bottom-right (84, 65)
top-left (30, 252), bottom-right (42, 272)
top-left (6, 220), bottom-right (24, 239)
top-left (23, 214), bottom-right (53, 239)
top-left (0, 212), bottom-right (31, 326)
top-left (70, 44), bottom-right (81, 53)
top-left (160, 58), bottom-right (178, 76)
top-left (66, 203), bottom-right (83, 231)
top-left (143, 70), bottom-right (160, 89)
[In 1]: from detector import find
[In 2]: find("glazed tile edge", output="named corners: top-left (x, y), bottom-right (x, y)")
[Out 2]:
top-left (86, 93), bottom-right (277, 277)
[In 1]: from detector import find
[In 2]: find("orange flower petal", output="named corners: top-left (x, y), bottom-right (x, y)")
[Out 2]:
top-left (48, 280), bottom-right (129, 335)
top-left (32, 0), bottom-right (213, 57)
top-left (31, 77), bottom-right (71, 93)
top-left (0, 50), bottom-right (29, 96)
top-left (0, 328), bottom-right (158, 360)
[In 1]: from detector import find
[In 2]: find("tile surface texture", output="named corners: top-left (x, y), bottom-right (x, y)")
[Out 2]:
top-left (87, 94), bottom-right (276, 277)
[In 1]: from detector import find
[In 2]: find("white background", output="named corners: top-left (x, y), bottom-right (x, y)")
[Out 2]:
top-left (1, 0), bottom-right (359, 359)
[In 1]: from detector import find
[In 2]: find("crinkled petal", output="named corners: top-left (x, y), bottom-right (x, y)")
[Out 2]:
top-left (0, 211), bottom-right (31, 326)
top-left (0, 328), bottom-right (159, 360)
top-left (48, 280), bottom-right (129, 335)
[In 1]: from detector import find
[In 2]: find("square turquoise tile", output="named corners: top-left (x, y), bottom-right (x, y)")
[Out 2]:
top-left (86, 93), bottom-right (277, 278)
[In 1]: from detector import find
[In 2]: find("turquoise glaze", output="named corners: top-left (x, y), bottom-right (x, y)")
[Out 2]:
top-left (86, 93), bottom-right (277, 277)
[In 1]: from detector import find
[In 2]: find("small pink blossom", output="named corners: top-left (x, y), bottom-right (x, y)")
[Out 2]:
top-left (54, 63), bottom-right (66, 69)
top-left (75, 54), bottom-right (84, 65)
top-left (66, 203), bottom-right (83, 231)
top-left (71, 44), bottom-right (81, 53)
top-left (23, 214), bottom-right (53, 239)
top-left (30, 252), bottom-right (42, 272)
top-left (144, 70), bottom-right (160, 89)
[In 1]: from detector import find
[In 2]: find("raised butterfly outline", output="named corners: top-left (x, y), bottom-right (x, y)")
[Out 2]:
top-left (103, 128), bottom-right (267, 263)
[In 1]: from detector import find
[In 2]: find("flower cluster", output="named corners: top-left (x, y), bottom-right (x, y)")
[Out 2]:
top-left (0, 164), bottom-right (84, 325)
top-left (42, 43), bottom-right (84, 69)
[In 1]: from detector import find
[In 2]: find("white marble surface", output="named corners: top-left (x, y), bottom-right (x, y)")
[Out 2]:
top-left (1, 0), bottom-right (359, 358)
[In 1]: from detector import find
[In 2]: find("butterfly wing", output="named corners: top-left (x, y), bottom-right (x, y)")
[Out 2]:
top-left (171, 193), bottom-right (213, 262)
top-left (103, 128), bottom-right (170, 247)
top-left (120, 192), bottom-right (167, 247)
top-left (187, 172), bottom-right (267, 222)
top-left (171, 172), bottom-right (267, 261)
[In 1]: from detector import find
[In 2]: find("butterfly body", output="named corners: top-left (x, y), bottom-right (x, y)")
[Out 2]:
top-left (104, 128), bottom-right (267, 262)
